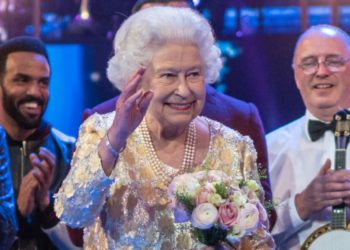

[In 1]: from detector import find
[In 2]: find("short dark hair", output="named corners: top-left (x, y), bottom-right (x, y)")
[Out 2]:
top-left (132, 0), bottom-right (194, 13)
top-left (0, 36), bottom-right (49, 79)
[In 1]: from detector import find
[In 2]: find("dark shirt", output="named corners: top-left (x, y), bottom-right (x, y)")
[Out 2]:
top-left (7, 121), bottom-right (74, 250)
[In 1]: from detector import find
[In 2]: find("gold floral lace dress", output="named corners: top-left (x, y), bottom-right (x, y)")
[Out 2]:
top-left (54, 112), bottom-right (274, 249)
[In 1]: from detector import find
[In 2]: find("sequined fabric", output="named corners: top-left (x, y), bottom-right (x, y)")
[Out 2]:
top-left (0, 127), bottom-right (17, 249)
top-left (55, 112), bottom-right (274, 249)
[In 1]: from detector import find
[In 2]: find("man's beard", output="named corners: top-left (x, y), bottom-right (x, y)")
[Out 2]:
top-left (1, 86), bottom-right (47, 130)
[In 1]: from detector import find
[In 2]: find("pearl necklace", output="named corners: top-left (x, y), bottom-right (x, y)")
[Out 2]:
top-left (140, 119), bottom-right (196, 186)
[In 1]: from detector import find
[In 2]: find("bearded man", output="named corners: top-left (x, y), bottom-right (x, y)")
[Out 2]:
top-left (0, 36), bottom-right (78, 249)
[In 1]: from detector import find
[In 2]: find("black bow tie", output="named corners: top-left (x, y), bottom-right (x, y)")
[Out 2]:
top-left (308, 119), bottom-right (336, 142)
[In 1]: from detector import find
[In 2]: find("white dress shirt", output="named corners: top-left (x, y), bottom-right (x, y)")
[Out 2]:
top-left (267, 110), bottom-right (350, 250)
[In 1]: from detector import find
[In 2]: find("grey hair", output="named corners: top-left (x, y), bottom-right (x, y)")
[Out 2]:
top-left (106, 6), bottom-right (222, 90)
top-left (292, 24), bottom-right (350, 64)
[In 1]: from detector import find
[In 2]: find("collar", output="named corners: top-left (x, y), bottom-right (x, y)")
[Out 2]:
top-left (6, 120), bottom-right (52, 146)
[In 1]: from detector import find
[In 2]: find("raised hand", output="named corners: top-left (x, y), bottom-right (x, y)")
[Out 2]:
top-left (98, 68), bottom-right (153, 175)
top-left (295, 159), bottom-right (350, 220)
top-left (30, 147), bottom-right (55, 211)
top-left (109, 68), bottom-right (153, 145)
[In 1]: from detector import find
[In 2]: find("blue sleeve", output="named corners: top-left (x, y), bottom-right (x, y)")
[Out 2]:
top-left (0, 127), bottom-right (18, 249)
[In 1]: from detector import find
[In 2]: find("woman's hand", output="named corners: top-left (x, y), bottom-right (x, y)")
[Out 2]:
top-left (109, 68), bottom-right (153, 143)
top-left (98, 68), bottom-right (153, 176)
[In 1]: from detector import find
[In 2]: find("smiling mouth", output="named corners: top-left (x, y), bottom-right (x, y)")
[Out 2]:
top-left (313, 84), bottom-right (335, 89)
top-left (23, 102), bottom-right (40, 109)
top-left (20, 101), bottom-right (43, 115)
top-left (166, 101), bottom-right (195, 111)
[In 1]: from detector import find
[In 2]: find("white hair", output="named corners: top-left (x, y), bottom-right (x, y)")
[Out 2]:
top-left (106, 6), bottom-right (222, 90)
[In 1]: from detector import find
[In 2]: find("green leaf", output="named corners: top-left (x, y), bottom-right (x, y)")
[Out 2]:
top-left (176, 192), bottom-right (195, 212)
top-left (214, 182), bottom-right (228, 199)
top-left (239, 179), bottom-right (246, 189)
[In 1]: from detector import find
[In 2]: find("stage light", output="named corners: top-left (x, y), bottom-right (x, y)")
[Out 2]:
top-left (0, 25), bottom-right (8, 41)
top-left (193, 0), bottom-right (201, 7)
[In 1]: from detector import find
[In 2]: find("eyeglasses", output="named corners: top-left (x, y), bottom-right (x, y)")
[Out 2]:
top-left (295, 56), bottom-right (350, 75)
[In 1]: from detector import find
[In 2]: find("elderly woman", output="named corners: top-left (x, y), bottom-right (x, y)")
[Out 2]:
top-left (55, 7), bottom-right (274, 249)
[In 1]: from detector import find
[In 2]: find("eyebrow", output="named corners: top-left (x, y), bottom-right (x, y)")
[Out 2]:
top-left (14, 73), bottom-right (50, 82)
top-left (301, 54), bottom-right (342, 62)
top-left (155, 65), bottom-right (203, 73)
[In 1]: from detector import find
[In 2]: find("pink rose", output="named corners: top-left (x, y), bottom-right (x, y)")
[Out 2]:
top-left (218, 202), bottom-right (239, 230)
top-left (191, 203), bottom-right (219, 229)
top-left (236, 203), bottom-right (260, 234)
top-left (196, 183), bottom-right (216, 205)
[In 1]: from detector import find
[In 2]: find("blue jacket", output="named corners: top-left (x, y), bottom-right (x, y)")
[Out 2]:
top-left (0, 126), bottom-right (17, 250)
top-left (7, 121), bottom-right (75, 250)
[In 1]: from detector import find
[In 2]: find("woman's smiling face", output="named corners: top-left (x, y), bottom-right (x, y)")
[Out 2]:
top-left (141, 43), bottom-right (206, 127)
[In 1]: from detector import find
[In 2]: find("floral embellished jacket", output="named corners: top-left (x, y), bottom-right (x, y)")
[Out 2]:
top-left (55, 112), bottom-right (274, 249)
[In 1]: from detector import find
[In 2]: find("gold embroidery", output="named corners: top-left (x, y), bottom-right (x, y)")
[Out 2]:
top-left (55, 114), bottom-right (274, 249)
top-left (219, 149), bottom-right (234, 164)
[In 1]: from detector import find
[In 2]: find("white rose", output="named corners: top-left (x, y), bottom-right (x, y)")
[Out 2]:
top-left (191, 203), bottom-right (219, 229)
top-left (236, 203), bottom-right (260, 234)
top-left (168, 173), bottom-right (200, 207)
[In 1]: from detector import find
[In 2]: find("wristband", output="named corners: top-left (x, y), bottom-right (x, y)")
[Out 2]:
top-left (105, 131), bottom-right (125, 157)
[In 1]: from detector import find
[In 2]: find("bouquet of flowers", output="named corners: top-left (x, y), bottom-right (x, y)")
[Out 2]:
top-left (167, 170), bottom-right (268, 248)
